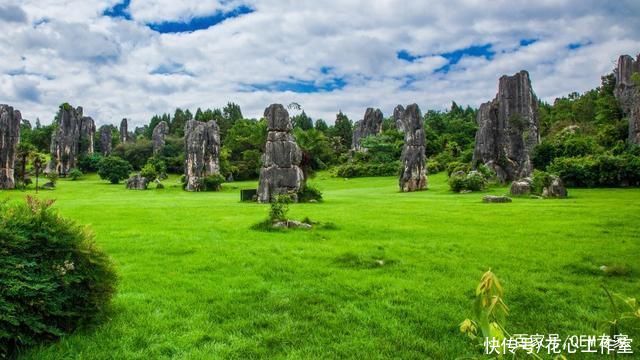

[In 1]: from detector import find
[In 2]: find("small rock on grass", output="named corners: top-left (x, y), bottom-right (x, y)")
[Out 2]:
top-left (482, 195), bottom-right (512, 203)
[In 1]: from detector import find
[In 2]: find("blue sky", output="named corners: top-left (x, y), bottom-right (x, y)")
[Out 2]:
top-left (1, 0), bottom-right (639, 126)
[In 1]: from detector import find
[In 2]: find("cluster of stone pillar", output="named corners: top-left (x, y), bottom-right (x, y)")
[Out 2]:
top-left (48, 104), bottom-right (96, 176)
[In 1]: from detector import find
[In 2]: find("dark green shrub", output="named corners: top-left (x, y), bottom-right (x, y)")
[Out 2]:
top-left (531, 170), bottom-right (553, 195)
top-left (549, 156), bottom-right (598, 187)
top-left (46, 172), bottom-right (58, 186)
top-left (448, 170), bottom-right (487, 192)
top-left (549, 154), bottom-right (640, 187)
top-left (68, 168), bottom-right (83, 181)
top-left (426, 159), bottom-right (444, 174)
top-left (98, 156), bottom-right (132, 184)
top-left (298, 184), bottom-right (323, 202)
top-left (140, 163), bottom-right (158, 183)
top-left (201, 174), bottom-right (225, 191)
top-left (334, 161), bottom-right (400, 178)
top-left (446, 161), bottom-right (470, 176)
top-left (532, 141), bottom-right (557, 169)
top-left (464, 171), bottom-right (486, 191)
top-left (78, 154), bottom-right (103, 173)
top-left (112, 140), bottom-right (153, 170)
top-left (448, 172), bottom-right (467, 192)
top-left (146, 156), bottom-right (167, 180)
top-left (475, 163), bottom-right (496, 181)
top-left (0, 197), bottom-right (116, 357)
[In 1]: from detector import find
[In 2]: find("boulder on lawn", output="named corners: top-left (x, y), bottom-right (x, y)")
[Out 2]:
top-left (272, 220), bottom-right (312, 229)
top-left (482, 195), bottom-right (512, 203)
top-left (126, 174), bottom-right (148, 190)
top-left (510, 178), bottom-right (532, 196)
top-left (42, 182), bottom-right (55, 190)
top-left (542, 176), bottom-right (567, 198)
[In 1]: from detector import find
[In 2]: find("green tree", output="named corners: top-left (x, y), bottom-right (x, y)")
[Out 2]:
top-left (98, 156), bottom-right (132, 184)
top-left (222, 119), bottom-right (267, 180)
top-left (314, 119), bottom-right (328, 132)
top-left (294, 128), bottom-right (335, 175)
top-left (140, 163), bottom-right (158, 182)
top-left (170, 108), bottom-right (188, 136)
top-left (330, 111), bottom-right (352, 150)
top-left (292, 111), bottom-right (313, 130)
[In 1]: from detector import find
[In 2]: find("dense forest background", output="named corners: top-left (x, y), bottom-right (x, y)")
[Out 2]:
top-left (17, 71), bottom-right (640, 188)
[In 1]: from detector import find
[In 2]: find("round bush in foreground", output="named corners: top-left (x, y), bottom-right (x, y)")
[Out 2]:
top-left (0, 197), bottom-right (117, 357)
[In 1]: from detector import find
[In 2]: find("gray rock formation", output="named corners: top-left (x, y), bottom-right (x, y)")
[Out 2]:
top-left (394, 105), bottom-right (406, 132)
top-left (395, 104), bottom-right (427, 192)
top-left (99, 126), bottom-right (112, 155)
top-left (257, 104), bottom-right (304, 202)
top-left (272, 220), bottom-right (312, 229)
top-left (126, 174), bottom-right (148, 190)
top-left (48, 105), bottom-right (95, 176)
top-left (472, 71), bottom-right (540, 183)
top-left (184, 120), bottom-right (220, 191)
top-left (152, 121), bottom-right (168, 155)
top-left (0, 104), bottom-right (21, 189)
top-left (613, 54), bottom-right (640, 144)
top-left (120, 118), bottom-right (129, 144)
top-left (482, 195), bottom-right (512, 203)
top-left (352, 108), bottom-right (383, 150)
top-left (510, 178), bottom-right (532, 196)
top-left (543, 176), bottom-right (567, 198)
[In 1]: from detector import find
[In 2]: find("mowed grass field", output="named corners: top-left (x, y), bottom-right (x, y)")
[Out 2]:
top-left (3, 172), bottom-right (640, 359)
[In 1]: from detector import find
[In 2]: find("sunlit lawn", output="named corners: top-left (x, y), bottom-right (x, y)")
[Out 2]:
top-left (4, 172), bottom-right (640, 359)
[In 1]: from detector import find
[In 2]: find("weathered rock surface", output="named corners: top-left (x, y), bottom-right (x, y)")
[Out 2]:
top-left (395, 104), bottom-right (427, 192)
top-left (394, 105), bottom-right (406, 132)
top-left (184, 120), bottom-right (220, 191)
top-left (42, 182), bottom-right (55, 190)
top-left (0, 104), bottom-right (21, 189)
top-left (152, 121), bottom-right (168, 154)
top-left (613, 54), bottom-right (640, 144)
top-left (120, 118), bottom-right (129, 144)
top-left (482, 195), bottom-right (512, 203)
top-left (542, 176), bottom-right (567, 198)
top-left (272, 220), bottom-right (312, 229)
top-left (510, 178), bottom-right (532, 196)
top-left (99, 126), bottom-right (112, 155)
top-left (257, 104), bottom-right (304, 202)
top-left (48, 105), bottom-right (95, 176)
top-left (352, 108), bottom-right (383, 150)
top-left (472, 71), bottom-right (540, 183)
top-left (126, 174), bottom-right (147, 190)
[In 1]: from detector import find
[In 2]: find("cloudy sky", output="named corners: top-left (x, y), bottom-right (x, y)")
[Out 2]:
top-left (1, 0), bottom-right (639, 127)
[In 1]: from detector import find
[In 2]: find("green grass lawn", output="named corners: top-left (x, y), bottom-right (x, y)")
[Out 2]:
top-left (3, 172), bottom-right (640, 359)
